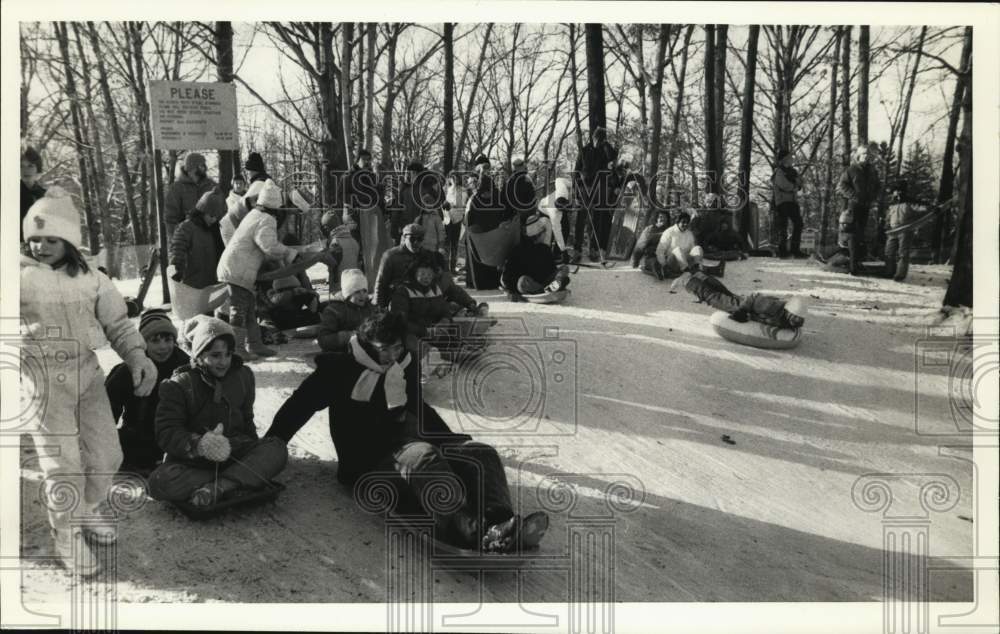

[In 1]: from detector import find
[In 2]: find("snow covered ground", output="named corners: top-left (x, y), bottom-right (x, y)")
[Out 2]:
top-left (19, 257), bottom-right (975, 605)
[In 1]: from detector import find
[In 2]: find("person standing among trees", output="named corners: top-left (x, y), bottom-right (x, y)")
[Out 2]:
top-left (573, 126), bottom-right (618, 263)
top-left (165, 152), bottom-right (216, 243)
top-left (771, 150), bottom-right (806, 258)
top-left (838, 143), bottom-right (881, 272)
top-left (20, 146), bottom-right (46, 244)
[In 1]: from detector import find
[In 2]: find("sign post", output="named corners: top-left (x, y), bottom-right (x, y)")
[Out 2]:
top-left (148, 80), bottom-right (239, 306)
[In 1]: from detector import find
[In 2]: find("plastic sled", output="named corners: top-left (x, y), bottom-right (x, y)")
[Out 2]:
top-left (709, 311), bottom-right (802, 350)
top-left (171, 481), bottom-right (286, 520)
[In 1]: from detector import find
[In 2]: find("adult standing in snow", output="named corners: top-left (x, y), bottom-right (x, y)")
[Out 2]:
top-left (164, 152), bottom-right (216, 243)
top-left (503, 157), bottom-right (538, 223)
top-left (217, 179), bottom-right (296, 360)
top-left (771, 150), bottom-right (805, 258)
top-left (573, 126), bottom-right (618, 263)
top-left (244, 152), bottom-right (271, 185)
top-left (464, 160), bottom-right (514, 290)
top-left (390, 161), bottom-right (427, 244)
top-left (838, 143), bottom-right (881, 272)
top-left (20, 146), bottom-right (46, 244)
top-left (266, 311), bottom-right (549, 553)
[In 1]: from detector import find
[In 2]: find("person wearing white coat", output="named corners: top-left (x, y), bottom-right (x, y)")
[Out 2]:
top-left (655, 212), bottom-right (704, 276)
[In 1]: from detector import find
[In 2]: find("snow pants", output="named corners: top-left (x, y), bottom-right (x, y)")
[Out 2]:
top-left (23, 350), bottom-right (122, 531)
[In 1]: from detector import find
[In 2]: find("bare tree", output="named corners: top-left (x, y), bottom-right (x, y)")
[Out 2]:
top-left (942, 28), bottom-right (972, 309)
top-left (840, 25), bottom-right (852, 165)
top-left (933, 26), bottom-right (971, 262)
top-left (820, 27), bottom-right (841, 249)
top-left (584, 24), bottom-right (606, 132)
top-left (703, 25), bottom-right (720, 194)
top-left (736, 25), bottom-right (760, 246)
top-left (442, 22), bottom-right (455, 173)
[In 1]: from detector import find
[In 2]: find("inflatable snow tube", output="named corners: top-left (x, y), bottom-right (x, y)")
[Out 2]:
top-left (709, 310), bottom-right (802, 350)
top-left (467, 217), bottom-right (521, 268)
top-left (523, 288), bottom-right (570, 304)
top-left (169, 280), bottom-right (229, 322)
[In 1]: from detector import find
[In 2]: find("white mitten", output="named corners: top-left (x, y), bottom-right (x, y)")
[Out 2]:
top-left (126, 351), bottom-right (158, 397)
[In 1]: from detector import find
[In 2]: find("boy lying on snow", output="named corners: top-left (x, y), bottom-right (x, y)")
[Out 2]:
top-left (683, 272), bottom-right (807, 330)
top-left (148, 316), bottom-right (288, 508)
top-left (266, 311), bottom-right (549, 553)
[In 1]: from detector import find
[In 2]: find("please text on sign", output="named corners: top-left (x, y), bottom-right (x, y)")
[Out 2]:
top-left (149, 80), bottom-right (239, 151)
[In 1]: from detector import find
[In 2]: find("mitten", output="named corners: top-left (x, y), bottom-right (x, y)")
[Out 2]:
top-left (125, 350), bottom-right (158, 398)
top-left (196, 424), bottom-right (231, 462)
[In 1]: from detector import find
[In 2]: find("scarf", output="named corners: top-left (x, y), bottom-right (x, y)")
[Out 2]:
top-left (349, 334), bottom-right (411, 409)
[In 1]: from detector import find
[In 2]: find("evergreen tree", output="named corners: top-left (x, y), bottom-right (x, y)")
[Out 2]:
top-left (901, 141), bottom-right (937, 205)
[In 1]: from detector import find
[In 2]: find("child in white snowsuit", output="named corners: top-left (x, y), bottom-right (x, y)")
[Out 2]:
top-left (20, 188), bottom-right (158, 576)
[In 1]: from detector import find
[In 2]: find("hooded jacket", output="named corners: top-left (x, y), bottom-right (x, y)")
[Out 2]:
top-left (170, 210), bottom-right (225, 289)
top-left (164, 172), bottom-right (216, 228)
top-left (155, 355), bottom-right (259, 467)
top-left (317, 292), bottom-right (376, 352)
top-left (217, 208), bottom-right (294, 290)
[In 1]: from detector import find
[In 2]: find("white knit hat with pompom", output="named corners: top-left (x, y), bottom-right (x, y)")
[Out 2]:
top-left (23, 186), bottom-right (82, 247)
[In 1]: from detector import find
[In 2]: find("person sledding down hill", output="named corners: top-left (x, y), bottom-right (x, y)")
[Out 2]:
top-left (266, 311), bottom-right (550, 553)
top-left (683, 271), bottom-right (807, 330)
top-left (500, 212), bottom-right (571, 303)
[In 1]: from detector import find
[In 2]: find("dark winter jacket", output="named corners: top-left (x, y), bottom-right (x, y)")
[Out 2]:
top-left (630, 224), bottom-right (668, 267)
top-left (503, 171), bottom-right (537, 221)
top-left (311, 351), bottom-right (470, 485)
top-left (390, 178), bottom-right (429, 240)
top-left (705, 227), bottom-right (744, 253)
top-left (105, 347), bottom-right (190, 464)
top-left (838, 162), bottom-right (881, 207)
top-left (155, 356), bottom-right (259, 468)
top-left (164, 172), bottom-right (217, 228)
top-left (574, 141), bottom-right (619, 184)
top-left (21, 180), bottom-right (46, 242)
top-left (317, 293), bottom-right (376, 352)
top-left (500, 241), bottom-right (558, 291)
top-left (465, 176), bottom-right (512, 233)
top-left (169, 211), bottom-right (225, 289)
top-left (390, 281), bottom-right (472, 337)
top-left (374, 246), bottom-right (467, 309)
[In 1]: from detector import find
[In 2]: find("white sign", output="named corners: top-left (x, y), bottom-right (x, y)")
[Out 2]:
top-left (149, 80), bottom-right (238, 151)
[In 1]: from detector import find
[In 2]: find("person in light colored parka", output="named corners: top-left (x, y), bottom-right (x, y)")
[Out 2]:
top-left (217, 179), bottom-right (296, 360)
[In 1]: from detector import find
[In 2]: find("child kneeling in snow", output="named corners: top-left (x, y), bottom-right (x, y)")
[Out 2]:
top-left (148, 316), bottom-right (287, 508)
top-left (21, 188), bottom-right (159, 576)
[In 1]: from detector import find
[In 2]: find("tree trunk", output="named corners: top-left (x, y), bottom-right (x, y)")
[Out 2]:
top-left (567, 24), bottom-right (584, 150)
top-left (894, 27), bottom-right (926, 177)
top-left (365, 23), bottom-right (376, 152)
top-left (455, 23), bottom-right (494, 166)
top-left (442, 23), bottom-right (455, 173)
top-left (70, 22), bottom-right (114, 267)
top-left (840, 25), bottom-right (852, 166)
top-left (820, 27), bottom-right (841, 249)
top-left (737, 25), bottom-right (759, 247)
top-left (506, 24), bottom-right (521, 172)
top-left (714, 24), bottom-right (728, 181)
top-left (665, 25), bottom-right (694, 199)
top-left (644, 25), bottom-right (669, 217)
top-left (703, 25), bottom-right (720, 195)
top-left (127, 23), bottom-right (153, 241)
top-left (942, 37), bottom-right (972, 309)
top-left (857, 26), bottom-right (870, 147)
top-left (87, 21), bottom-right (144, 246)
top-left (320, 22), bottom-right (347, 204)
top-left (341, 22), bottom-right (355, 169)
top-left (584, 24), bottom-right (606, 133)
top-left (933, 26), bottom-right (971, 263)
top-left (54, 23), bottom-right (100, 254)
top-left (379, 25), bottom-right (399, 171)
top-left (215, 21), bottom-right (235, 192)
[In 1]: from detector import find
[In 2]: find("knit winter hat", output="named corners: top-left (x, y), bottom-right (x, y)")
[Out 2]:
top-left (256, 179), bottom-right (283, 210)
top-left (272, 275), bottom-right (300, 291)
top-left (244, 152), bottom-right (265, 173)
top-left (195, 190), bottom-right (227, 220)
top-left (23, 186), bottom-right (82, 247)
top-left (183, 152), bottom-right (206, 174)
top-left (139, 307), bottom-right (177, 341)
top-left (784, 296), bottom-right (809, 319)
top-left (183, 315), bottom-right (236, 359)
top-left (341, 269), bottom-right (368, 299)
top-left (402, 223), bottom-right (425, 237)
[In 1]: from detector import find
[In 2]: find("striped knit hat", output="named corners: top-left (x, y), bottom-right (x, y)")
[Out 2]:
top-left (139, 307), bottom-right (177, 341)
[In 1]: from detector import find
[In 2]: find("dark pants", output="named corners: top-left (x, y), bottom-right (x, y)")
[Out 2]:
top-left (147, 437), bottom-right (288, 502)
top-left (883, 231), bottom-right (911, 281)
top-left (574, 204), bottom-right (613, 252)
top-left (774, 201), bottom-right (803, 255)
top-left (445, 223), bottom-right (462, 272)
top-left (118, 425), bottom-right (162, 472)
top-left (849, 202), bottom-right (872, 265)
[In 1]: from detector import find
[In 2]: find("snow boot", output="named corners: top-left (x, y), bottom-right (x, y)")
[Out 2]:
top-left (52, 528), bottom-right (101, 577)
top-left (82, 501), bottom-right (118, 546)
top-left (233, 327), bottom-right (260, 361)
top-left (247, 321), bottom-right (276, 357)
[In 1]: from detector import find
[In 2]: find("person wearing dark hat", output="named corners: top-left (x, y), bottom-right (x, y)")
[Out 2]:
top-left (20, 146), bottom-right (46, 243)
top-left (165, 151), bottom-right (217, 243)
top-left (169, 190), bottom-right (227, 296)
top-left (503, 157), bottom-right (538, 224)
top-left (148, 315), bottom-right (288, 508)
top-left (771, 149), bottom-right (805, 258)
top-left (374, 223), bottom-right (471, 310)
top-left (244, 152), bottom-right (271, 184)
top-left (266, 310), bottom-right (549, 553)
top-left (573, 126), bottom-right (619, 262)
top-left (389, 160), bottom-right (429, 243)
top-left (105, 309), bottom-right (190, 475)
